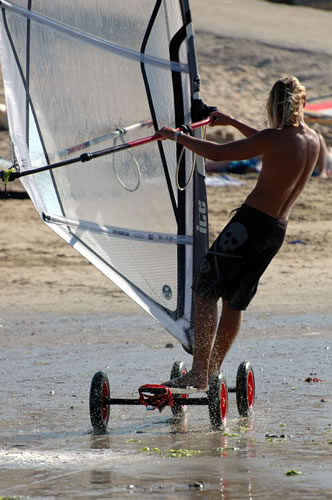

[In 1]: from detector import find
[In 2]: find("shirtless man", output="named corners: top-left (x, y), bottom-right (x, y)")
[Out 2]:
top-left (157, 76), bottom-right (320, 390)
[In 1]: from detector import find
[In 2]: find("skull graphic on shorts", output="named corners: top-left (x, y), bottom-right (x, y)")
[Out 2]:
top-left (199, 257), bottom-right (210, 273)
top-left (218, 222), bottom-right (248, 252)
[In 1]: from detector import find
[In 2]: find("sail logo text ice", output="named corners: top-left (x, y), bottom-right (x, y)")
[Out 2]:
top-left (197, 200), bottom-right (208, 234)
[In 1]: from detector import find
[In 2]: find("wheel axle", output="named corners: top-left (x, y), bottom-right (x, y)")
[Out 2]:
top-left (89, 361), bottom-right (255, 433)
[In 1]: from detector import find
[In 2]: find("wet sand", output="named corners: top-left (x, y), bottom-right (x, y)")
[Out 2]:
top-left (0, 0), bottom-right (332, 498)
top-left (0, 313), bottom-right (331, 499)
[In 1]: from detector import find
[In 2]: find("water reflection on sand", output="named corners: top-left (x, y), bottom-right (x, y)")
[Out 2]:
top-left (0, 311), bottom-right (331, 498)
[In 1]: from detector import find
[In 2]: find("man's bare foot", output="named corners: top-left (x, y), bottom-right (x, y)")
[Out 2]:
top-left (162, 370), bottom-right (208, 391)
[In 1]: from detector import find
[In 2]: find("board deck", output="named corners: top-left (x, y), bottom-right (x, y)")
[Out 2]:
top-left (167, 387), bottom-right (208, 395)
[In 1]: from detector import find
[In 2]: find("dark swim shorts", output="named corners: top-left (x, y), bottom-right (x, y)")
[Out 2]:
top-left (192, 203), bottom-right (287, 310)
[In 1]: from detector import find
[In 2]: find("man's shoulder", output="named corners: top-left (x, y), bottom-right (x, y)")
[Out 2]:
top-left (254, 127), bottom-right (280, 140)
top-left (249, 128), bottom-right (282, 149)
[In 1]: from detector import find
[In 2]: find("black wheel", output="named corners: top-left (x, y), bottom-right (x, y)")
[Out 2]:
top-left (170, 361), bottom-right (188, 418)
top-left (90, 371), bottom-right (110, 433)
top-left (208, 372), bottom-right (228, 429)
top-left (236, 361), bottom-right (255, 417)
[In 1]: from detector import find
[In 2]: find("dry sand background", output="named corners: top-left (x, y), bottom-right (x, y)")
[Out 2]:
top-left (1, 0), bottom-right (332, 321)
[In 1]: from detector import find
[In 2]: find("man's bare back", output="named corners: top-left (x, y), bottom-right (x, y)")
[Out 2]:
top-left (244, 124), bottom-right (320, 220)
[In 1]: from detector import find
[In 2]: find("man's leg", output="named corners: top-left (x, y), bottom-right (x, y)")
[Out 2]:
top-left (163, 293), bottom-right (218, 389)
top-left (208, 300), bottom-right (243, 376)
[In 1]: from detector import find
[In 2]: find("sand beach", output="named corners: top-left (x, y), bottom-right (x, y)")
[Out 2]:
top-left (1, 0), bottom-right (332, 318)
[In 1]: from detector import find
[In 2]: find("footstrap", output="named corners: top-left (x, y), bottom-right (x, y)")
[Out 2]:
top-left (138, 384), bottom-right (174, 412)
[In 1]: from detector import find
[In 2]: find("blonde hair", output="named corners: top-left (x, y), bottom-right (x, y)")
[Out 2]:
top-left (266, 76), bottom-right (306, 129)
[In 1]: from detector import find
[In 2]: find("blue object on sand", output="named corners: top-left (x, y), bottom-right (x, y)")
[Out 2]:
top-left (205, 174), bottom-right (244, 187)
top-left (226, 158), bottom-right (261, 174)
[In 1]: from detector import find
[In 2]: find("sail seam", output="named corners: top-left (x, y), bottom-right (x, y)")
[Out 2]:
top-left (140, 0), bottom-right (179, 223)
top-left (169, 23), bottom-right (187, 319)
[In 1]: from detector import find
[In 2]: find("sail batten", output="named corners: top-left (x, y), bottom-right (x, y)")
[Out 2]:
top-left (0, 0), bottom-right (209, 350)
top-left (57, 119), bottom-right (153, 157)
top-left (43, 212), bottom-right (194, 246)
top-left (0, 0), bottom-right (189, 73)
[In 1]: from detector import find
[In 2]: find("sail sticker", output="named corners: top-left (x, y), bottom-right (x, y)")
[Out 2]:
top-left (162, 285), bottom-right (172, 301)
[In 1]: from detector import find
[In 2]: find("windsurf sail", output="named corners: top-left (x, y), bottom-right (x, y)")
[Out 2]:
top-left (0, 0), bottom-right (209, 350)
top-left (304, 96), bottom-right (332, 125)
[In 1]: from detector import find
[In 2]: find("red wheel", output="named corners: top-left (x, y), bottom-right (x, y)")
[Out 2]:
top-left (170, 361), bottom-right (188, 418)
top-left (90, 371), bottom-right (110, 433)
top-left (236, 361), bottom-right (255, 417)
top-left (208, 373), bottom-right (228, 429)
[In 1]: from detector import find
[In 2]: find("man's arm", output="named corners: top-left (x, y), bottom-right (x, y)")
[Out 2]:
top-left (210, 111), bottom-right (259, 138)
top-left (158, 126), bottom-right (274, 162)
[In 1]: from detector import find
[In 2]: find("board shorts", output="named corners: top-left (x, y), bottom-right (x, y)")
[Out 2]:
top-left (192, 203), bottom-right (288, 310)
